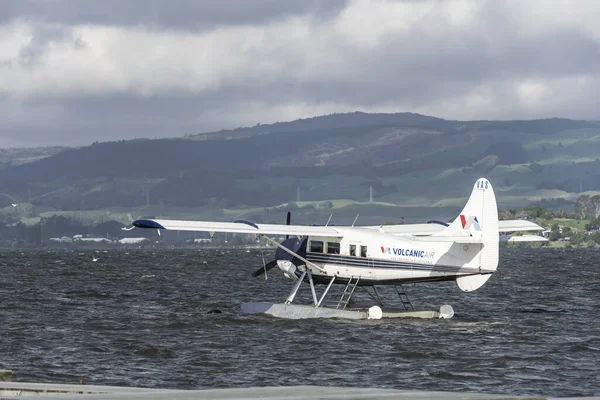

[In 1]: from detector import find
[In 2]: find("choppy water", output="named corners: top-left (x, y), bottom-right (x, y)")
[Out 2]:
top-left (0, 248), bottom-right (598, 397)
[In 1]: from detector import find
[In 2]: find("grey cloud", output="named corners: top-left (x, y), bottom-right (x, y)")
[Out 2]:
top-left (2, 70), bottom-right (600, 149)
top-left (17, 24), bottom-right (74, 66)
top-left (0, 95), bottom-right (205, 148)
top-left (1, 0), bottom-right (600, 148)
top-left (1, 0), bottom-right (347, 31)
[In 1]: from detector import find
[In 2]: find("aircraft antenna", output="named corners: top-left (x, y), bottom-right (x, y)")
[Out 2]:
top-left (325, 214), bottom-right (333, 226)
top-left (352, 214), bottom-right (360, 227)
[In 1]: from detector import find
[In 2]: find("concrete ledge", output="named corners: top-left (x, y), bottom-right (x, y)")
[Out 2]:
top-left (0, 381), bottom-right (171, 398)
top-left (0, 370), bottom-right (12, 382)
top-left (1, 382), bottom-right (579, 399)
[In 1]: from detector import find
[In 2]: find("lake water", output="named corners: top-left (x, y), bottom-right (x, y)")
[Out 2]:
top-left (0, 248), bottom-right (598, 397)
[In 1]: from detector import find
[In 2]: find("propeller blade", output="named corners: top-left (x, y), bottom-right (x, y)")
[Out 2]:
top-left (286, 211), bottom-right (291, 240)
top-left (252, 259), bottom-right (278, 277)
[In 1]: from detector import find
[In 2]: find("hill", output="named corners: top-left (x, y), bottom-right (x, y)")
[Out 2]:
top-left (0, 112), bottom-right (599, 226)
top-left (0, 146), bottom-right (69, 169)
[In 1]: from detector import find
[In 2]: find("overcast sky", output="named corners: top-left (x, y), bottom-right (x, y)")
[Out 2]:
top-left (1, 0), bottom-right (599, 148)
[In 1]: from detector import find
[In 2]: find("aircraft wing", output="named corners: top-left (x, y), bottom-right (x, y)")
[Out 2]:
top-left (410, 235), bottom-right (482, 244)
top-left (133, 217), bottom-right (543, 239)
top-left (371, 224), bottom-right (444, 235)
top-left (132, 218), bottom-right (343, 238)
top-left (366, 219), bottom-right (544, 236)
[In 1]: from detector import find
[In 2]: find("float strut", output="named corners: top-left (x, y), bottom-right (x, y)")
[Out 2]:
top-left (306, 269), bottom-right (318, 306)
top-left (317, 276), bottom-right (336, 307)
top-left (285, 270), bottom-right (306, 304)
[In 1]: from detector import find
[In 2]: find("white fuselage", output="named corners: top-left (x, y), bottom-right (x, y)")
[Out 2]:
top-left (285, 228), bottom-right (488, 285)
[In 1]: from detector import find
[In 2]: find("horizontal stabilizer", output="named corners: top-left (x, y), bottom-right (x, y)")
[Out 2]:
top-left (501, 234), bottom-right (548, 242)
top-left (498, 220), bottom-right (544, 232)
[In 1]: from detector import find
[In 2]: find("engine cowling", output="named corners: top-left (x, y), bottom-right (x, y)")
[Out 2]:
top-left (275, 236), bottom-right (307, 279)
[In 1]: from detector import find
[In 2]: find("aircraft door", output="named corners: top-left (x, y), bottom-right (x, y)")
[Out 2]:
top-left (360, 245), bottom-right (368, 258)
top-left (355, 244), bottom-right (373, 280)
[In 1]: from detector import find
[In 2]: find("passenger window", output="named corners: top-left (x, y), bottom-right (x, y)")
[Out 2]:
top-left (360, 245), bottom-right (367, 257)
top-left (327, 242), bottom-right (340, 254)
top-left (310, 241), bottom-right (323, 253)
top-left (349, 244), bottom-right (356, 256)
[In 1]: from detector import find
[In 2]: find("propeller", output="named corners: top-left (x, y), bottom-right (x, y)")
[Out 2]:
top-left (252, 211), bottom-right (293, 278)
top-left (252, 259), bottom-right (277, 277)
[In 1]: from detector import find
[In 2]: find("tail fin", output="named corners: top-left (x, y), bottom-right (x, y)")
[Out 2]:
top-left (435, 178), bottom-right (499, 292)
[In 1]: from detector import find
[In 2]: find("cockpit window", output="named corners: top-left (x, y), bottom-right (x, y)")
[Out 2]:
top-left (310, 241), bottom-right (323, 253)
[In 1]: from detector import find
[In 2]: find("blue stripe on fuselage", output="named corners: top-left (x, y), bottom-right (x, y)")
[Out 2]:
top-left (306, 252), bottom-right (458, 272)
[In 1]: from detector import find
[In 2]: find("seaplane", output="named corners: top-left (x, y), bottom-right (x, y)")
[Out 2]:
top-left (131, 178), bottom-right (544, 320)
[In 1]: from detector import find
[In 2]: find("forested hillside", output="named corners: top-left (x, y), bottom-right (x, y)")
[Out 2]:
top-left (1, 112), bottom-right (599, 230)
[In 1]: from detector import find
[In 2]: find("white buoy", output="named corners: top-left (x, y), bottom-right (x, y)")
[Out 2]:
top-left (367, 305), bottom-right (383, 320)
top-left (439, 304), bottom-right (454, 319)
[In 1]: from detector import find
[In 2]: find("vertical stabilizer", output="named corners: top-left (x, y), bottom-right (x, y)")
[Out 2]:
top-left (436, 178), bottom-right (499, 291)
